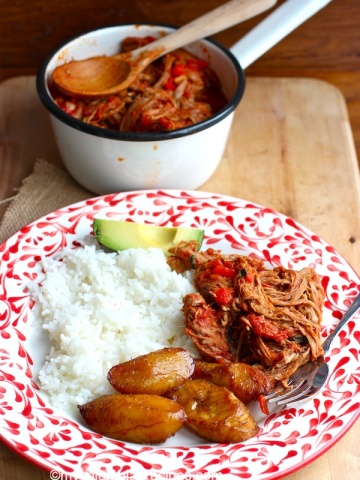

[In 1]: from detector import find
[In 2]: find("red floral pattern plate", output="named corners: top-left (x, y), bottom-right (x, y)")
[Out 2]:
top-left (1, 190), bottom-right (359, 480)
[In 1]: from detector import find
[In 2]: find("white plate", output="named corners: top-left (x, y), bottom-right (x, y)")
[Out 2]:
top-left (0, 189), bottom-right (359, 479)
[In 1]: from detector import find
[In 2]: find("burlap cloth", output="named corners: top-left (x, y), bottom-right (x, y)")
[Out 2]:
top-left (0, 159), bottom-right (94, 245)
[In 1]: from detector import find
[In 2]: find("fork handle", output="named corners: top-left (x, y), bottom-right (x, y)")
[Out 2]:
top-left (322, 292), bottom-right (360, 353)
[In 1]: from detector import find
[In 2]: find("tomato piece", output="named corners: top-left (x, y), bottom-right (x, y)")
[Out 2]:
top-left (164, 78), bottom-right (176, 90)
top-left (172, 64), bottom-right (186, 77)
top-left (212, 264), bottom-right (237, 278)
top-left (257, 394), bottom-right (269, 415)
top-left (248, 314), bottom-right (289, 343)
top-left (244, 272), bottom-right (254, 283)
top-left (140, 115), bottom-right (153, 127)
top-left (214, 287), bottom-right (233, 306)
top-left (159, 117), bottom-right (173, 129)
top-left (209, 258), bottom-right (222, 268)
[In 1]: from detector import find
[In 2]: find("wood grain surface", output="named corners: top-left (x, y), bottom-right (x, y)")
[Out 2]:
top-left (0, 74), bottom-right (359, 480)
top-left (1, 0), bottom-right (360, 162)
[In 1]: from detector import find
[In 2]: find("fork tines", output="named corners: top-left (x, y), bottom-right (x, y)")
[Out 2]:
top-left (265, 378), bottom-right (316, 406)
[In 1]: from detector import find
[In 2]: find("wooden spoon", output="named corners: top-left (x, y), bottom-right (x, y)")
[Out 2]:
top-left (52, 0), bottom-right (277, 97)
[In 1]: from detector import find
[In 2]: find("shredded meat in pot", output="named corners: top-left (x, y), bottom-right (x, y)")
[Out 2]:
top-left (168, 241), bottom-right (325, 386)
top-left (50, 36), bottom-right (227, 132)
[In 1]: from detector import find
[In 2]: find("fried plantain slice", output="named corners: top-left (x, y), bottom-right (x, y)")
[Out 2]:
top-left (168, 379), bottom-right (259, 443)
top-left (108, 347), bottom-right (195, 395)
top-left (192, 359), bottom-right (274, 404)
top-left (78, 393), bottom-right (186, 444)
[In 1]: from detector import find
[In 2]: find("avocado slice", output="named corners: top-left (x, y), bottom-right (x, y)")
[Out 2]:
top-left (93, 219), bottom-right (204, 255)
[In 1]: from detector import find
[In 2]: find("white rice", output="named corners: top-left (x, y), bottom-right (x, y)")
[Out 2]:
top-left (29, 242), bottom-right (197, 411)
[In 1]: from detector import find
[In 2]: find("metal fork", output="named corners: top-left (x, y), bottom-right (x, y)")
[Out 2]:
top-left (265, 291), bottom-right (360, 407)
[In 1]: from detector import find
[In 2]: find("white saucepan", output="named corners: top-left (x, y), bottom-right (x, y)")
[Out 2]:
top-left (37, 0), bottom-right (332, 194)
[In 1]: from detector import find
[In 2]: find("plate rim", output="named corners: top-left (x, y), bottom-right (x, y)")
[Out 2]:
top-left (1, 188), bottom-right (359, 479)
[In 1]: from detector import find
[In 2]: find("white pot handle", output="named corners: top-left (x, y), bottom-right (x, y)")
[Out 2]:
top-left (230, 0), bottom-right (333, 69)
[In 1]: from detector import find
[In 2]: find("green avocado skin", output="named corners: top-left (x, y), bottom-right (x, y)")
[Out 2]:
top-left (93, 219), bottom-right (204, 254)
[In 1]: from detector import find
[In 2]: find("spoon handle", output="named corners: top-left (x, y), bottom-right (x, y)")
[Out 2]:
top-left (131, 0), bottom-right (277, 62)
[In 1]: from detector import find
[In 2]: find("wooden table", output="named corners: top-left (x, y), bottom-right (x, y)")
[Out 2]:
top-left (1, 73), bottom-right (359, 480)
